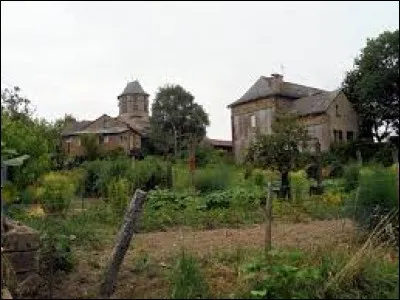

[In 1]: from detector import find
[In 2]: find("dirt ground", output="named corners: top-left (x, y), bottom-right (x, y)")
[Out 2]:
top-left (49, 219), bottom-right (355, 299)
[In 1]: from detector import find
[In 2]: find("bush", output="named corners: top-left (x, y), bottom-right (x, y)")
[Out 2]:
top-left (170, 251), bottom-right (209, 299)
top-left (40, 230), bottom-right (74, 273)
top-left (291, 170), bottom-right (310, 203)
top-left (343, 164), bottom-right (360, 192)
top-left (130, 157), bottom-right (172, 191)
top-left (36, 172), bottom-right (76, 215)
top-left (328, 162), bottom-right (344, 178)
top-left (252, 170), bottom-right (265, 187)
top-left (193, 166), bottom-right (229, 193)
top-left (345, 166), bottom-right (398, 232)
top-left (107, 178), bottom-right (130, 215)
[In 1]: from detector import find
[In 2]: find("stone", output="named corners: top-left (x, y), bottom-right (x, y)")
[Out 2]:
top-left (2, 230), bottom-right (40, 252)
top-left (16, 274), bottom-right (44, 297)
top-left (1, 287), bottom-right (13, 299)
top-left (3, 251), bottom-right (39, 273)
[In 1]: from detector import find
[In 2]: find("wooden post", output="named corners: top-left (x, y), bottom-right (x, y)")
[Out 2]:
top-left (265, 182), bottom-right (272, 254)
top-left (99, 189), bottom-right (147, 298)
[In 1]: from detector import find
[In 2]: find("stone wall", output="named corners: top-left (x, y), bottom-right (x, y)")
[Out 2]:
top-left (1, 217), bottom-right (42, 297)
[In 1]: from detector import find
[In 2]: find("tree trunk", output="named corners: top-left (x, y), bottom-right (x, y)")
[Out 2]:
top-left (99, 189), bottom-right (147, 298)
top-left (280, 171), bottom-right (291, 200)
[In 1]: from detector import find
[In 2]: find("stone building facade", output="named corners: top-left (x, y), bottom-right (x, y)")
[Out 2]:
top-left (228, 74), bottom-right (359, 162)
top-left (61, 80), bottom-right (150, 157)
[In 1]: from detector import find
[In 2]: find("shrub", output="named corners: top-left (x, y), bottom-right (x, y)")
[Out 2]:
top-left (40, 230), bottom-right (74, 273)
top-left (328, 162), bottom-right (344, 178)
top-left (343, 164), bottom-right (360, 192)
top-left (345, 166), bottom-right (398, 232)
top-left (291, 170), bottom-right (309, 203)
top-left (130, 157), bottom-right (171, 191)
top-left (36, 172), bottom-right (76, 216)
top-left (82, 160), bottom-right (111, 197)
top-left (193, 166), bottom-right (229, 193)
top-left (170, 251), bottom-right (209, 299)
top-left (252, 170), bottom-right (265, 187)
top-left (107, 178), bottom-right (130, 215)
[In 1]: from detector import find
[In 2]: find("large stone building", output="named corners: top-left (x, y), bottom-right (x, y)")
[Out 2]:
top-left (228, 74), bottom-right (359, 162)
top-left (61, 80), bottom-right (150, 157)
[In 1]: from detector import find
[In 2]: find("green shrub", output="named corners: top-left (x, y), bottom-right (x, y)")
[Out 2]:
top-left (343, 164), bottom-right (360, 192)
top-left (291, 170), bottom-right (309, 203)
top-left (345, 166), bottom-right (398, 232)
top-left (193, 166), bottom-right (229, 193)
top-left (82, 160), bottom-right (111, 197)
top-left (40, 230), bottom-right (74, 273)
top-left (170, 251), bottom-right (209, 299)
top-left (328, 162), bottom-right (344, 178)
top-left (130, 157), bottom-right (171, 191)
top-left (36, 172), bottom-right (76, 215)
top-left (252, 170), bottom-right (265, 187)
top-left (107, 178), bottom-right (130, 215)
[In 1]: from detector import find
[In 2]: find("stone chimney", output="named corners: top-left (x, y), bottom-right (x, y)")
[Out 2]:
top-left (270, 73), bottom-right (284, 94)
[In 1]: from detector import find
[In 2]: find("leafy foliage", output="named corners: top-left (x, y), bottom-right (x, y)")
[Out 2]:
top-left (150, 84), bottom-right (209, 155)
top-left (106, 178), bottom-right (129, 215)
top-left (246, 112), bottom-right (310, 198)
top-left (342, 29), bottom-right (399, 140)
top-left (193, 166), bottom-right (230, 193)
top-left (36, 172), bottom-right (76, 215)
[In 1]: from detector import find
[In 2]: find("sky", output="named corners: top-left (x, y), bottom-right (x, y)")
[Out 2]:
top-left (1, 1), bottom-right (399, 140)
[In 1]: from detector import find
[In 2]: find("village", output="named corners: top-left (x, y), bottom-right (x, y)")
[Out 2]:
top-left (1, 1), bottom-right (399, 299)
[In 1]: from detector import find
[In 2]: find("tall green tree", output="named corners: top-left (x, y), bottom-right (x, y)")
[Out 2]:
top-left (150, 84), bottom-right (209, 156)
top-left (342, 29), bottom-right (399, 141)
top-left (245, 112), bottom-right (310, 199)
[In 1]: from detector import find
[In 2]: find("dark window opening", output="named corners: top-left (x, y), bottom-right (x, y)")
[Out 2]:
top-left (347, 131), bottom-right (354, 141)
top-left (99, 135), bottom-right (104, 145)
top-left (338, 130), bottom-right (343, 141)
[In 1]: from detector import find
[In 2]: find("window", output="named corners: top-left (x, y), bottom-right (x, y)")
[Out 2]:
top-left (104, 136), bottom-right (110, 143)
top-left (347, 131), bottom-right (354, 141)
top-left (338, 130), bottom-right (343, 141)
top-left (251, 115), bottom-right (256, 128)
top-left (99, 135), bottom-right (104, 144)
top-left (120, 136), bottom-right (124, 143)
top-left (307, 127), bottom-right (316, 137)
top-left (335, 105), bottom-right (340, 117)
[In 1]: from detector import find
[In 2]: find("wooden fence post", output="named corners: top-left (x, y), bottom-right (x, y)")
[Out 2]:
top-left (265, 182), bottom-right (272, 254)
top-left (99, 189), bottom-right (147, 298)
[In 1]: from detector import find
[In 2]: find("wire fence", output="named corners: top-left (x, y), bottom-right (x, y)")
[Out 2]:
top-left (1, 168), bottom-right (398, 298)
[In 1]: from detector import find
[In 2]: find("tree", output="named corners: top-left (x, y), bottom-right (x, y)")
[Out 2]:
top-left (342, 29), bottom-right (399, 141)
top-left (81, 133), bottom-right (103, 161)
top-left (245, 112), bottom-right (310, 199)
top-left (150, 85), bottom-right (210, 156)
top-left (1, 86), bottom-right (33, 121)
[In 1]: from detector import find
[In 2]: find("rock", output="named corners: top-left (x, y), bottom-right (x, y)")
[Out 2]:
top-left (1, 287), bottom-right (13, 299)
top-left (16, 274), bottom-right (44, 297)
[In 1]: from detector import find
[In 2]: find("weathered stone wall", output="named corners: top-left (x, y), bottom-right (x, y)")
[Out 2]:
top-left (1, 217), bottom-right (41, 297)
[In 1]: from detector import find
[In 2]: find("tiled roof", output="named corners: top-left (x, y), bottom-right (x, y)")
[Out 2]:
top-left (228, 75), bottom-right (326, 107)
top-left (119, 80), bottom-right (148, 97)
top-left (289, 90), bottom-right (341, 116)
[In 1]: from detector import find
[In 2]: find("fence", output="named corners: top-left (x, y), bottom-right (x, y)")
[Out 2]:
top-left (1, 164), bottom-right (398, 298)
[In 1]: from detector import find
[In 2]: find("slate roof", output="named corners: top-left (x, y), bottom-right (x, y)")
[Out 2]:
top-left (289, 90), bottom-right (341, 116)
top-left (206, 138), bottom-right (232, 148)
top-left (61, 120), bottom-right (91, 136)
top-left (228, 75), bottom-right (326, 108)
top-left (119, 80), bottom-right (148, 97)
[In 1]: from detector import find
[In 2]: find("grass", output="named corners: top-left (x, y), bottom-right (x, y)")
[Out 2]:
top-left (170, 251), bottom-right (209, 299)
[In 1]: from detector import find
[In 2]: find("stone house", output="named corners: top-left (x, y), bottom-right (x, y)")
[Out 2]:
top-left (228, 74), bottom-right (359, 162)
top-left (61, 80), bottom-right (150, 157)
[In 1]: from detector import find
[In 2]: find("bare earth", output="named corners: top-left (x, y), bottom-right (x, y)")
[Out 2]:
top-left (50, 219), bottom-right (355, 299)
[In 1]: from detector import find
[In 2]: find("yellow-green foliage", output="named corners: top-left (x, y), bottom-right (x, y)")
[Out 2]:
top-left (291, 170), bottom-right (309, 203)
top-left (107, 178), bottom-right (129, 215)
top-left (1, 182), bottom-right (18, 205)
top-left (36, 172), bottom-right (76, 215)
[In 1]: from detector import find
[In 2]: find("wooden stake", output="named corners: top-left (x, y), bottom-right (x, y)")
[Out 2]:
top-left (265, 182), bottom-right (272, 254)
top-left (99, 189), bottom-right (147, 298)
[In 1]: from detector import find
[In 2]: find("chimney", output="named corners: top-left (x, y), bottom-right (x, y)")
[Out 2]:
top-left (270, 73), bottom-right (283, 94)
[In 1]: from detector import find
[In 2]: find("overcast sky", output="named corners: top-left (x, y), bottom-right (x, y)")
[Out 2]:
top-left (1, 1), bottom-right (399, 140)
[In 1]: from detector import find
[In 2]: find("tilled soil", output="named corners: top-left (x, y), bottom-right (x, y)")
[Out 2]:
top-left (50, 219), bottom-right (355, 299)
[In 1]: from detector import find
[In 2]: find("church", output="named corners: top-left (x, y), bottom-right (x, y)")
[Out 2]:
top-left (61, 80), bottom-right (150, 157)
